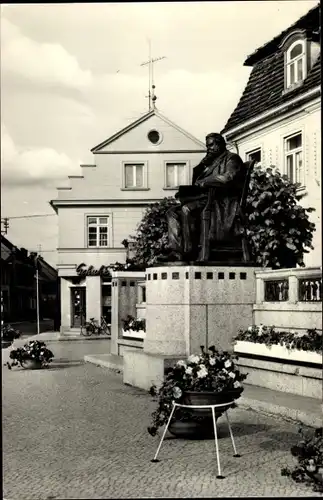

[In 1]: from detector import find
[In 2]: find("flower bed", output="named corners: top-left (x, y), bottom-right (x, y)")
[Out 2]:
top-left (122, 328), bottom-right (145, 339)
top-left (233, 325), bottom-right (322, 363)
top-left (234, 341), bottom-right (322, 364)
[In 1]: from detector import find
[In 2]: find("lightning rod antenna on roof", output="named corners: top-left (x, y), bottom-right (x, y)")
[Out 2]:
top-left (140, 39), bottom-right (166, 111)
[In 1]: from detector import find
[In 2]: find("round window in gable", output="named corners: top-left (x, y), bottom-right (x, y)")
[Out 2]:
top-left (147, 129), bottom-right (161, 145)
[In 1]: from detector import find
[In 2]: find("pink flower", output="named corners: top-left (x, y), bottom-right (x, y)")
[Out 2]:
top-left (209, 357), bottom-right (216, 365)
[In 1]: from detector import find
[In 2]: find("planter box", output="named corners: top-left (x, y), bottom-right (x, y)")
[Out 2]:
top-left (122, 329), bottom-right (146, 340)
top-left (234, 340), bottom-right (322, 365)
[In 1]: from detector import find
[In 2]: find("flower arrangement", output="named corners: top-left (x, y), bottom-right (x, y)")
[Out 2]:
top-left (281, 426), bottom-right (323, 493)
top-left (122, 315), bottom-right (146, 333)
top-left (234, 325), bottom-right (322, 353)
top-left (148, 345), bottom-right (247, 436)
top-left (6, 340), bottom-right (54, 370)
top-left (1, 323), bottom-right (21, 343)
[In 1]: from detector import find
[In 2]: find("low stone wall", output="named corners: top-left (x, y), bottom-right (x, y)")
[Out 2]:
top-left (254, 267), bottom-right (322, 333)
top-left (236, 354), bottom-right (322, 399)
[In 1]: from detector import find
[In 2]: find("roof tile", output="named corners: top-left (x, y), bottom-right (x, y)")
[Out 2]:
top-left (222, 6), bottom-right (320, 135)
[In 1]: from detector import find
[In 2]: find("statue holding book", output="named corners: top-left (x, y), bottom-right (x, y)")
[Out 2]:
top-left (160, 133), bottom-right (253, 264)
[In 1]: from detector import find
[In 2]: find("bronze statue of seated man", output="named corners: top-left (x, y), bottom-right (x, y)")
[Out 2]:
top-left (160, 133), bottom-right (247, 263)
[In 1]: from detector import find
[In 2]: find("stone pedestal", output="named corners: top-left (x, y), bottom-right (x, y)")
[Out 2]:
top-left (123, 265), bottom-right (261, 390)
top-left (144, 265), bottom-right (261, 354)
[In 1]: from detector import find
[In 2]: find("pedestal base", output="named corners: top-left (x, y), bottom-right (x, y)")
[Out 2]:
top-left (144, 265), bottom-right (262, 354)
top-left (123, 349), bottom-right (183, 391)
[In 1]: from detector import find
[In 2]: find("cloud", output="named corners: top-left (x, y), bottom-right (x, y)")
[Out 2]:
top-left (1, 124), bottom-right (81, 186)
top-left (1, 18), bottom-right (92, 90)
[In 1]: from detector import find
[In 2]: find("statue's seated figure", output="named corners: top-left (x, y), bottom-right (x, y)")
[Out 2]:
top-left (161, 133), bottom-right (254, 264)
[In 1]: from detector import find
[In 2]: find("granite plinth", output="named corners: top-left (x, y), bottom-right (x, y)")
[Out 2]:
top-left (144, 265), bottom-right (262, 355)
top-left (123, 349), bottom-right (184, 391)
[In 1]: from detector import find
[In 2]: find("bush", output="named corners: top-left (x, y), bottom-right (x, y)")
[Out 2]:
top-left (281, 426), bottom-right (323, 493)
top-left (245, 166), bottom-right (315, 268)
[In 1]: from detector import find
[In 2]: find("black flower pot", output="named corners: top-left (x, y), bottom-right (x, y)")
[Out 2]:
top-left (182, 389), bottom-right (241, 418)
top-left (168, 417), bottom-right (215, 440)
top-left (22, 359), bottom-right (43, 370)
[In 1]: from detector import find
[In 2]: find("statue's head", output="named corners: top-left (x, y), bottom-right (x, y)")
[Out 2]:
top-left (205, 133), bottom-right (226, 156)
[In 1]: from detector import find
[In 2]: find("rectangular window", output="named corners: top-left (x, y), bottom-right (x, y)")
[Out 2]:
top-left (246, 148), bottom-right (262, 168)
top-left (284, 132), bottom-right (304, 186)
top-left (124, 163), bottom-right (144, 188)
top-left (165, 162), bottom-right (187, 188)
top-left (87, 216), bottom-right (109, 247)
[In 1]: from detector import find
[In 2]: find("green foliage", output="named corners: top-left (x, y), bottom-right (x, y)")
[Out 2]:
top-left (128, 197), bottom-right (180, 267)
top-left (281, 426), bottom-right (323, 493)
top-left (233, 325), bottom-right (322, 353)
top-left (127, 167), bottom-right (315, 269)
top-left (245, 166), bottom-right (315, 268)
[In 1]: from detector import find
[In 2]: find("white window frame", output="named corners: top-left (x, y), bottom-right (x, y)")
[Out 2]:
top-left (245, 148), bottom-right (262, 169)
top-left (283, 131), bottom-right (304, 188)
top-left (122, 161), bottom-right (148, 190)
top-left (164, 161), bottom-right (189, 189)
top-left (286, 39), bottom-right (307, 89)
top-left (86, 216), bottom-right (111, 248)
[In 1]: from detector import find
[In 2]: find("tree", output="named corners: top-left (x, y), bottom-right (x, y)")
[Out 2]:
top-left (128, 166), bottom-right (315, 269)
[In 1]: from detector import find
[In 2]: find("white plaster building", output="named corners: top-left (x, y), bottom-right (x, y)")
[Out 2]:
top-left (50, 109), bottom-right (206, 333)
top-left (221, 4), bottom-right (321, 267)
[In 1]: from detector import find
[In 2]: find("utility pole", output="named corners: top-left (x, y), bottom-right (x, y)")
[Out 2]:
top-left (35, 245), bottom-right (41, 336)
top-left (140, 40), bottom-right (166, 110)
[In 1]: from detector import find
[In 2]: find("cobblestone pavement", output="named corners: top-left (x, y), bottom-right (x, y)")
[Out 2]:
top-left (3, 342), bottom-right (321, 499)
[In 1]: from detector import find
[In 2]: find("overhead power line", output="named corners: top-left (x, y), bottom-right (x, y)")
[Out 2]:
top-left (5, 214), bottom-right (56, 220)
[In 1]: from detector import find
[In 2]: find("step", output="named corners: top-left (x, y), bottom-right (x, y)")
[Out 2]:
top-left (84, 353), bottom-right (123, 372)
top-left (83, 355), bottom-right (322, 428)
top-left (240, 384), bottom-right (322, 428)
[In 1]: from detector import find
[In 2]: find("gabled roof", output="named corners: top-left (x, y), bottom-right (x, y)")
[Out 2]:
top-left (244, 4), bottom-right (320, 66)
top-left (221, 5), bottom-right (320, 135)
top-left (91, 108), bottom-right (205, 152)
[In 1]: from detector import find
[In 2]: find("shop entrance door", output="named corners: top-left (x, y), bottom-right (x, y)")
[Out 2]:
top-left (71, 287), bottom-right (86, 328)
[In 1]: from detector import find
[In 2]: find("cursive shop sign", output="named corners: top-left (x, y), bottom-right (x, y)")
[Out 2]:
top-left (76, 263), bottom-right (111, 278)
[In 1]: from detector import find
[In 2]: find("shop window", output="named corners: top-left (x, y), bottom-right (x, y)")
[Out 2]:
top-left (102, 283), bottom-right (112, 325)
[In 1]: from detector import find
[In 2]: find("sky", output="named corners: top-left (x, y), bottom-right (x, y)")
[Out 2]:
top-left (1, 1), bottom-right (317, 266)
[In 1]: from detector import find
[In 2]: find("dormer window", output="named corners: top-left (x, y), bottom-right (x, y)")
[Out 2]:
top-left (286, 39), bottom-right (306, 88)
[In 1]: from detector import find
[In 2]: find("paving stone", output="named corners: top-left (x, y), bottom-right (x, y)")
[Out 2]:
top-left (3, 341), bottom-right (322, 499)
